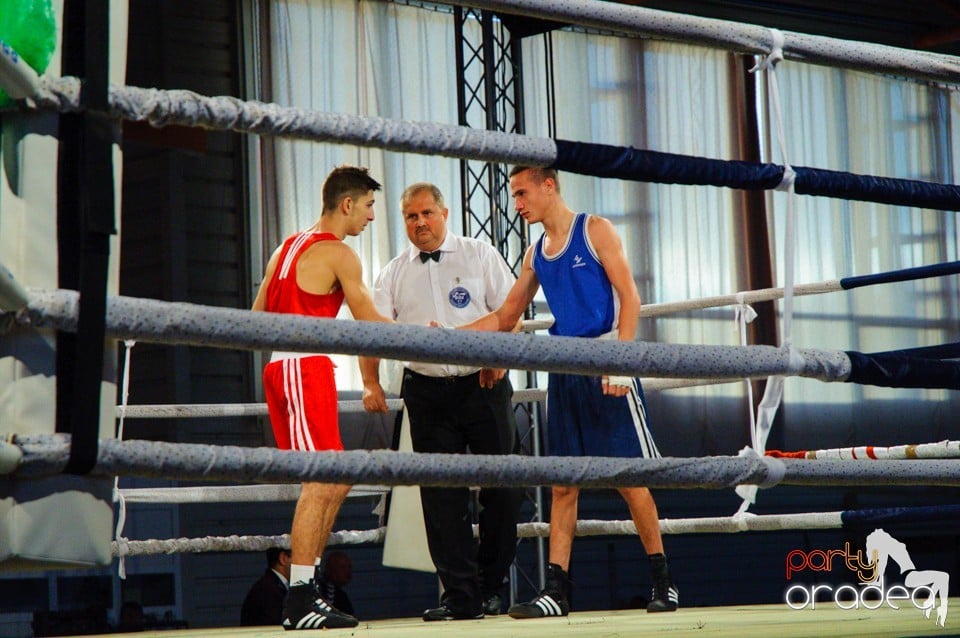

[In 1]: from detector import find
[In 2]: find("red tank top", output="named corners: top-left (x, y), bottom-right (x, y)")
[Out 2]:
top-left (265, 232), bottom-right (345, 318)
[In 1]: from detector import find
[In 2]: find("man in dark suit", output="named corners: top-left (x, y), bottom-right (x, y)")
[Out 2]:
top-left (241, 548), bottom-right (292, 626)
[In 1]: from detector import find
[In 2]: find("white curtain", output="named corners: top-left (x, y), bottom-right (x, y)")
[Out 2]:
top-left (270, 0), bottom-right (462, 389)
top-left (521, 33), bottom-right (746, 422)
top-left (764, 65), bottom-right (960, 447)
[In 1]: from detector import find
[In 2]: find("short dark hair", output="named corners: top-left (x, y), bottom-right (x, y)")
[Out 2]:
top-left (322, 165), bottom-right (382, 213)
top-left (266, 547), bottom-right (291, 567)
top-left (508, 166), bottom-right (560, 193)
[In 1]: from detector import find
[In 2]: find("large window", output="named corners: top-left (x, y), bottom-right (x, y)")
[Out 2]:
top-left (765, 67), bottom-right (960, 432)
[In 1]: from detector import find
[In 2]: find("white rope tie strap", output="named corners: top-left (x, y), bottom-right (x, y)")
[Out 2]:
top-left (733, 293), bottom-right (758, 444)
top-left (113, 339), bottom-right (137, 579)
top-left (776, 165), bottom-right (797, 192)
top-left (737, 28), bottom-right (798, 513)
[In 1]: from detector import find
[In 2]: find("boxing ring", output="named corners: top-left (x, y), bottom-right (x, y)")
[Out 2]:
top-left (2, 0), bottom-right (960, 636)
top-left (89, 603), bottom-right (960, 638)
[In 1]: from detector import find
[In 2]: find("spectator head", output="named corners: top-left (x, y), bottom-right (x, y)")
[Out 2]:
top-left (323, 551), bottom-right (352, 587)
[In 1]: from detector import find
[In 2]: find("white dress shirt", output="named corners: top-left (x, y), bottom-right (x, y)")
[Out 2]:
top-left (373, 232), bottom-right (515, 377)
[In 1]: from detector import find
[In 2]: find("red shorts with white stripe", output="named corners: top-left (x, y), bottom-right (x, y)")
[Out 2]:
top-left (263, 355), bottom-right (343, 451)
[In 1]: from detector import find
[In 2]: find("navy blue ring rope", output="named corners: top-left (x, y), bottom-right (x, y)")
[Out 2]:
top-left (551, 140), bottom-right (960, 212)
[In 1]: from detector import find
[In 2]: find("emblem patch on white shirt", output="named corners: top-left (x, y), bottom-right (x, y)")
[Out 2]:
top-left (449, 286), bottom-right (471, 308)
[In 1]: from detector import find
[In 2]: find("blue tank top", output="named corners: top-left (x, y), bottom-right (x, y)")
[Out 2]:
top-left (532, 213), bottom-right (616, 338)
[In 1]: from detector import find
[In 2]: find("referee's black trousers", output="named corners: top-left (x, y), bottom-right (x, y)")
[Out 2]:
top-left (402, 369), bottom-right (524, 614)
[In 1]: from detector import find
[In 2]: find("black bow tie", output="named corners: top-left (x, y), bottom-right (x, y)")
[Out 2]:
top-left (419, 250), bottom-right (442, 263)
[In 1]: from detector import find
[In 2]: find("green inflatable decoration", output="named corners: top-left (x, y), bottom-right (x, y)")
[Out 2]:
top-left (0, 0), bottom-right (56, 106)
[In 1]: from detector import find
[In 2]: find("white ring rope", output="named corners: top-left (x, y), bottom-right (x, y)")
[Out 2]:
top-left (523, 280), bottom-right (842, 333)
top-left (9, 435), bottom-right (960, 488)
top-left (118, 402), bottom-right (270, 419)
top-left (114, 381), bottom-right (732, 420)
top-left (636, 280), bottom-right (841, 318)
top-left (115, 399), bottom-right (406, 419)
top-left (14, 288), bottom-right (852, 382)
top-left (456, 0), bottom-right (960, 84)
top-left (117, 484), bottom-right (389, 504)
top-left (113, 530), bottom-right (382, 558)
top-left (111, 512), bottom-right (848, 557)
top-left (30, 76), bottom-right (558, 167)
top-left (520, 279), bottom-right (841, 333)
top-left (784, 440), bottom-right (960, 460)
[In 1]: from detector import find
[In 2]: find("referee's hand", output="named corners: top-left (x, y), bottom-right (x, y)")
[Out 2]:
top-left (362, 381), bottom-right (389, 413)
top-left (479, 368), bottom-right (506, 388)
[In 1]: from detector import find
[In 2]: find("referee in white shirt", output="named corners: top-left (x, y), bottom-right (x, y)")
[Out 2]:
top-left (360, 183), bottom-right (523, 621)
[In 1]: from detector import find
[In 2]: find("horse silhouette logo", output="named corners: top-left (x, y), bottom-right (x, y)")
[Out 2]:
top-left (863, 528), bottom-right (948, 628)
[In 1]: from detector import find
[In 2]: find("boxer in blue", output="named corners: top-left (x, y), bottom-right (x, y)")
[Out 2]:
top-left (463, 166), bottom-right (678, 619)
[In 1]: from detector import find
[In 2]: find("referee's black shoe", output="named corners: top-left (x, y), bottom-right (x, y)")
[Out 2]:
top-left (422, 604), bottom-right (483, 621)
top-left (482, 594), bottom-right (503, 616)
